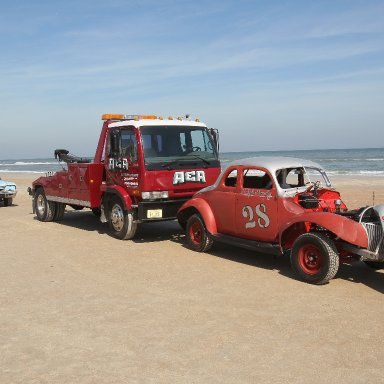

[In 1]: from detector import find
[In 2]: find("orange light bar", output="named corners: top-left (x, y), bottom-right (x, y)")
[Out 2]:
top-left (102, 113), bottom-right (125, 120)
top-left (102, 114), bottom-right (158, 121)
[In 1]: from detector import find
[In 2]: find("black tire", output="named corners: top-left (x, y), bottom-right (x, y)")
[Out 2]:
top-left (53, 202), bottom-right (66, 221)
top-left (364, 261), bottom-right (384, 270)
top-left (34, 188), bottom-right (55, 222)
top-left (3, 198), bottom-right (12, 207)
top-left (290, 232), bottom-right (339, 285)
top-left (91, 207), bottom-right (101, 217)
top-left (186, 214), bottom-right (213, 252)
top-left (109, 197), bottom-right (137, 240)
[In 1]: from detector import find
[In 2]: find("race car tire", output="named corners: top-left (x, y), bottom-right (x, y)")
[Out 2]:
top-left (186, 214), bottom-right (213, 252)
top-left (291, 232), bottom-right (339, 285)
top-left (109, 197), bottom-right (137, 240)
top-left (34, 187), bottom-right (55, 222)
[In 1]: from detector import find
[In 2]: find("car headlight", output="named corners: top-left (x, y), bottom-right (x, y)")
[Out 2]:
top-left (141, 191), bottom-right (169, 200)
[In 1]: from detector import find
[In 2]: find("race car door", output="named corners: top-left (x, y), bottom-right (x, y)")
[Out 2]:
top-left (205, 166), bottom-right (239, 235)
top-left (235, 167), bottom-right (279, 242)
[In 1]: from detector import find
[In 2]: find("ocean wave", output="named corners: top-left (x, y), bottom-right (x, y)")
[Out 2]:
top-left (326, 170), bottom-right (384, 176)
top-left (359, 170), bottom-right (384, 174)
top-left (0, 169), bottom-right (45, 174)
top-left (14, 161), bottom-right (57, 165)
top-left (0, 161), bottom-right (57, 166)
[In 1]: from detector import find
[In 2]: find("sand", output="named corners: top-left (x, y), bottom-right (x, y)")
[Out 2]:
top-left (1, 173), bottom-right (383, 384)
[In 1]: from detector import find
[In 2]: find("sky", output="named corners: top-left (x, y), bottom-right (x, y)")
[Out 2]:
top-left (1, 0), bottom-right (383, 159)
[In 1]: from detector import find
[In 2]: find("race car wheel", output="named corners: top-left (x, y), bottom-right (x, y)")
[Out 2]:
top-left (3, 198), bottom-right (12, 207)
top-left (364, 261), bottom-right (384, 270)
top-left (291, 232), bottom-right (339, 285)
top-left (34, 188), bottom-right (55, 222)
top-left (109, 197), bottom-right (137, 240)
top-left (186, 214), bottom-right (213, 252)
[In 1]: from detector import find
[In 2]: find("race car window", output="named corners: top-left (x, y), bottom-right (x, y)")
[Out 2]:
top-left (224, 169), bottom-right (238, 187)
top-left (242, 169), bottom-right (272, 190)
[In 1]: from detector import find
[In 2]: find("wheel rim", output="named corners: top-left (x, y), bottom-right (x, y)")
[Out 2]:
top-left (189, 219), bottom-right (203, 245)
top-left (298, 244), bottom-right (323, 275)
top-left (111, 203), bottom-right (124, 232)
top-left (36, 194), bottom-right (46, 216)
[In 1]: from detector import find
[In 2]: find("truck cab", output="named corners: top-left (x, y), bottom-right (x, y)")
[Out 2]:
top-left (29, 114), bottom-right (221, 240)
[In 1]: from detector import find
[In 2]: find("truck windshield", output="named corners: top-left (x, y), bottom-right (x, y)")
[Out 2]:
top-left (140, 125), bottom-right (219, 170)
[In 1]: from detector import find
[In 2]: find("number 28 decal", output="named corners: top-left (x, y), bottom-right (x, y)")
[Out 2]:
top-left (242, 204), bottom-right (270, 229)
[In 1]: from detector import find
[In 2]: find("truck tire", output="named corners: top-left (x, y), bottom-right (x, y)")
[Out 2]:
top-left (3, 198), bottom-right (12, 207)
top-left (34, 188), bottom-right (55, 222)
top-left (290, 232), bottom-right (339, 285)
top-left (91, 208), bottom-right (101, 217)
top-left (109, 197), bottom-right (137, 240)
top-left (53, 202), bottom-right (65, 221)
top-left (186, 214), bottom-right (213, 252)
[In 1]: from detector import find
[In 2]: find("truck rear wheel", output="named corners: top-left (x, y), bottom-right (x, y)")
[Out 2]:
top-left (109, 197), bottom-right (137, 240)
top-left (290, 232), bottom-right (339, 285)
top-left (53, 202), bottom-right (65, 221)
top-left (34, 188), bottom-right (55, 222)
top-left (186, 214), bottom-right (213, 252)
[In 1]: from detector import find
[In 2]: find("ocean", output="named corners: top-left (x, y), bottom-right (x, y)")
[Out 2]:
top-left (0, 148), bottom-right (383, 176)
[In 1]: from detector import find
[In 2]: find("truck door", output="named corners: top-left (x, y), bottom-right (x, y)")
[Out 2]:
top-left (106, 127), bottom-right (139, 190)
top-left (235, 167), bottom-right (279, 242)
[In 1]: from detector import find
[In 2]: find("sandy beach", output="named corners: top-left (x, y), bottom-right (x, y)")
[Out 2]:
top-left (1, 173), bottom-right (384, 384)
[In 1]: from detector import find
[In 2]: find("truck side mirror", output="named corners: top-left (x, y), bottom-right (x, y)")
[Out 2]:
top-left (109, 129), bottom-right (120, 158)
top-left (208, 128), bottom-right (219, 152)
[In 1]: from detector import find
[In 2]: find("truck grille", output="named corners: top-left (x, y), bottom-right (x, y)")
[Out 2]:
top-left (362, 222), bottom-right (384, 252)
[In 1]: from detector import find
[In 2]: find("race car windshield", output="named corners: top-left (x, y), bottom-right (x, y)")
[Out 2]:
top-left (140, 125), bottom-right (219, 170)
top-left (276, 167), bottom-right (332, 189)
top-left (304, 167), bottom-right (332, 188)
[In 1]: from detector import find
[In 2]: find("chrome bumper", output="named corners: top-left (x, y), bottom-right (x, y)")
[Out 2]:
top-left (0, 190), bottom-right (17, 198)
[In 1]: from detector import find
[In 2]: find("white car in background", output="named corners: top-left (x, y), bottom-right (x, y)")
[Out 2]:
top-left (0, 177), bottom-right (17, 206)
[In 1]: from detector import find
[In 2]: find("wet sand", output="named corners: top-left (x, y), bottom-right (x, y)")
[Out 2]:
top-left (1, 173), bottom-right (383, 383)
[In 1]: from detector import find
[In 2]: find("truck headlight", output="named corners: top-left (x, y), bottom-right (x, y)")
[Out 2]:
top-left (141, 191), bottom-right (169, 200)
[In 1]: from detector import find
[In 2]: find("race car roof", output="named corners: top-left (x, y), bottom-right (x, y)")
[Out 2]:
top-left (226, 156), bottom-right (324, 173)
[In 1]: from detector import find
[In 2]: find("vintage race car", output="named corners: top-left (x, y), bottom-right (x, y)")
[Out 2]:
top-left (177, 157), bottom-right (384, 284)
top-left (0, 177), bottom-right (17, 206)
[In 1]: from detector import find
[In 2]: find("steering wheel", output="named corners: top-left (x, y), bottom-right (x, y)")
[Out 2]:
top-left (191, 146), bottom-right (201, 152)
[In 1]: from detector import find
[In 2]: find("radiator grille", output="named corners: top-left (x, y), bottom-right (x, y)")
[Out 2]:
top-left (362, 222), bottom-right (384, 252)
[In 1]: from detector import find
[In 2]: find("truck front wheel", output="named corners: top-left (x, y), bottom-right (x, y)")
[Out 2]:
top-left (290, 232), bottom-right (339, 285)
top-left (186, 214), bottom-right (213, 252)
top-left (34, 188), bottom-right (55, 222)
top-left (109, 197), bottom-right (137, 240)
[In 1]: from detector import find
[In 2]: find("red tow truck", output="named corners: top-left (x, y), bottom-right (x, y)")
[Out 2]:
top-left (28, 114), bottom-right (221, 239)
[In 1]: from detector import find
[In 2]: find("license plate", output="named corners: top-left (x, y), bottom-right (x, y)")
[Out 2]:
top-left (147, 209), bottom-right (162, 219)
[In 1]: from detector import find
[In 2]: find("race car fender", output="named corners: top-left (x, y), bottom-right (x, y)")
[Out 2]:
top-left (279, 212), bottom-right (368, 248)
top-left (177, 197), bottom-right (218, 234)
